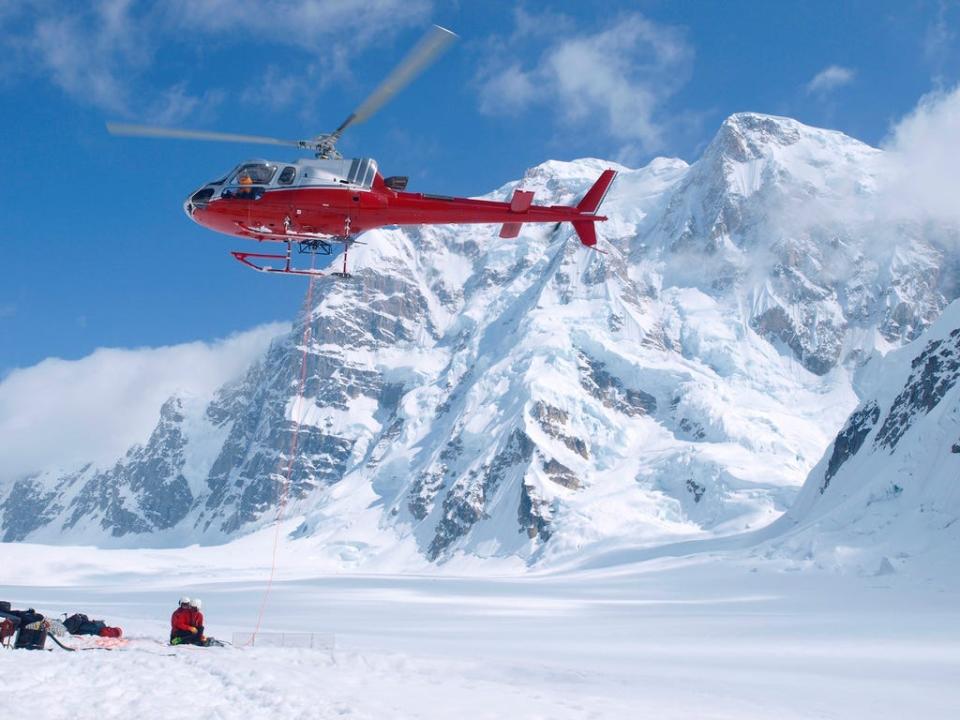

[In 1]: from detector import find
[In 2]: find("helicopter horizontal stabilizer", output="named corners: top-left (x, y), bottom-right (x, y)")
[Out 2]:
top-left (509, 189), bottom-right (534, 212)
top-left (499, 222), bottom-right (522, 238)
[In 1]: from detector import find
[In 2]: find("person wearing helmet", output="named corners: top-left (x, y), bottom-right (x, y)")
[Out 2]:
top-left (170, 596), bottom-right (206, 646)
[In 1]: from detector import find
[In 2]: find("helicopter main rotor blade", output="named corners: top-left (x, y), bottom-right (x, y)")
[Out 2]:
top-left (331, 24), bottom-right (457, 137)
top-left (106, 122), bottom-right (307, 148)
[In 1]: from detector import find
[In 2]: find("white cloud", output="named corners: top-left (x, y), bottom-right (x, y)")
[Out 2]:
top-left (478, 64), bottom-right (537, 115)
top-left (805, 65), bottom-right (856, 95)
top-left (880, 84), bottom-right (960, 226)
top-left (0, 322), bottom-right (287, 485)
top-left (31, 8), bottom-right (136, 112)
top-left (477, 12), bottom-right (693, 161)
top-left (24, 0), bottom-right (188, 115)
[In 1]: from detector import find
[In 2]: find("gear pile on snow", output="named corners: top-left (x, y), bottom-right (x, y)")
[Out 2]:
top-left (1, 601), bottom-right (48, 650)
top-left (1, 600), bottom-right (124, 650)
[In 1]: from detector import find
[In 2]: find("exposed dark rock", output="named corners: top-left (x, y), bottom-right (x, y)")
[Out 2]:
top-left (874, 332), bottom-right (960, 451)
top-left (678, 417), bottom-right (707, 440)
top-left (58, 397), bottom-right (193, 536)
top-left (686, 478), bottom-right (706, 503)
top-left (751, 305), bottom-right (842, 376)
top-left (1, 474), bottom-right (66, 541)
top-left (821, 402), bottom-right (881, 493)
top-left (518, 482), bottom-right (552, 542)
top-left (530, 401), bottom-right (589, 459)
top-left (428, 430), bottom-right (535, 559)
top-left (542, 458), bottom-right (580, 490)
top-left (577, 352), bottom-right (657, 417)
top-left (408, 466), bottom-right (445, 521)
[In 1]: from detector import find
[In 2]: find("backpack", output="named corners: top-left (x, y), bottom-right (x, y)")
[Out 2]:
top-left (64, 612), bottom-right (108, 636)
top-left (13, 610), bottom-right (47, 650)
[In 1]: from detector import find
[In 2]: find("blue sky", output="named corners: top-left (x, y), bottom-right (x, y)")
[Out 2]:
top-left (1, 0), bottom-right (958, 373)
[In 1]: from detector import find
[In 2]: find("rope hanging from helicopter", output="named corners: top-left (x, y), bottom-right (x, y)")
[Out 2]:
top-left (247, 253), bottom-right (319, 645)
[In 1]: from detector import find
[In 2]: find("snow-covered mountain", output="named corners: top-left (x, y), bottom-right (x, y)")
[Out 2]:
top-left (762, 298), bottom-right (960, 571)
top-left (3, 112), bottom-right (958, 563)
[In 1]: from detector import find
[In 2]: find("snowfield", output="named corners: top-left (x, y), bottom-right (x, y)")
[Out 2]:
top-left (2, 534), bottom-right (958, 719)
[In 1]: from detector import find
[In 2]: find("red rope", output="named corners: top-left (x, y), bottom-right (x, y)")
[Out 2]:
top-left (248, 254), bottom-right (318, 644)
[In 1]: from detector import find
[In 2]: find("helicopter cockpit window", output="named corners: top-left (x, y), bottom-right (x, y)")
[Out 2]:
top-left (277, 166), bottom-right (297, 185)
top-left (232, 163), bottom-right (276, 186)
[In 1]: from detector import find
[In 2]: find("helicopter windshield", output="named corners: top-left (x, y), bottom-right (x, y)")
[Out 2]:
top-left (232, 163), bottom-right (277, 185)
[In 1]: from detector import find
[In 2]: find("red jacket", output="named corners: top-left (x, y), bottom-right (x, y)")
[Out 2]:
top-left (171, 606), bottom-right (204, 633)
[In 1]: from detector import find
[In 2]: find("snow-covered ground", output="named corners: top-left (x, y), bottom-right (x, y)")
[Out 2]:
top-left (3, 534), bottom-right (958, 719)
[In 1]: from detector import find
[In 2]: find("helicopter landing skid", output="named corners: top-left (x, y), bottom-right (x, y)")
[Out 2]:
top-left (231, 250), bottom-right (328, 277)
top-left (231, 239), bottom-right (356, 279)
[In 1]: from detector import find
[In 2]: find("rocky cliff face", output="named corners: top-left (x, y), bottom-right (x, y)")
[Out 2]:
top-left (3, 113), bottom-right (958, 563)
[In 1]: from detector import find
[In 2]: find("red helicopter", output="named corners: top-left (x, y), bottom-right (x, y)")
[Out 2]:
top-left (108, 26), bottom-right (616, 279)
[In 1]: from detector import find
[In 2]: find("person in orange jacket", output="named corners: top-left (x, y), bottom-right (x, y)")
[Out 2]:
top-left (170, 596), bottom-right (207, 646)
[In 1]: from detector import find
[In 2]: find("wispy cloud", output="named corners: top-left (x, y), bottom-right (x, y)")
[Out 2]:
top-left (0, 322), bottom-right (288, 484)
top-left (3, 0), bottom-right (431, 121)
top-left (0, 303), bottom-right (15, 319)
top-left (160, 0), bottom-right (430, 50)
top-left (20, 1), bottom-right (193, 117)
top-left (924, 0), bottom-right (957, 84)
top-left (477, 11), bottom-right (694, 163)
top-left (805, 65), bottom-right (856, 96)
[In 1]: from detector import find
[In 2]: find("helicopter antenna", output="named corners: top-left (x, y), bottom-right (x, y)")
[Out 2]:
top-left (105, 25), bottom-right (458, 160)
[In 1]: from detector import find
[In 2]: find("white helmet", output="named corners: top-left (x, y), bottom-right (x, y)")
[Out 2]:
top-left (179, 596), bottom-right (191, 606)
top-left (189, 598), bottom-right (202, 610)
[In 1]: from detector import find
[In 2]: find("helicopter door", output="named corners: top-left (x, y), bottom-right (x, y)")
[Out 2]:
top-left (274, 165), bottom-right (300, 236)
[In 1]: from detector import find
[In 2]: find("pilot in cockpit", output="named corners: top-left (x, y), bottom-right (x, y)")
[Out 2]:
top-left (236, 171), bottom-right (255, 198)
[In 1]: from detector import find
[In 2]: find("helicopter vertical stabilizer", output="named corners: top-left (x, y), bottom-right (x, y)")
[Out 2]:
top-left (571, 170), bottom-right (617, 246)
top-left (576, 169), bottom-right (617, 214)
